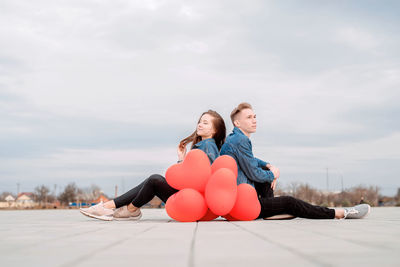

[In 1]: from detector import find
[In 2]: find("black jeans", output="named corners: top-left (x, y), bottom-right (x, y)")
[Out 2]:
top-left (258, 196), bottom-right (335, 219)
top-left (113, 174), bottom-right (178, 208)
top-left (255, 182), bottom-right (274, 199)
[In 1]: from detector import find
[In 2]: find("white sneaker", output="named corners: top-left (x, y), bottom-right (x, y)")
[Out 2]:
top-left (113, 206), bottom-right (142, 221)
top-left (80, 201), bottom-right (114, 221)
top-left (344, 204), bottom-right (371, 219)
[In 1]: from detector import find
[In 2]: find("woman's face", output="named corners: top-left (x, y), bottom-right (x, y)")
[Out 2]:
top-left (196, 113), bottom-right (215, 139)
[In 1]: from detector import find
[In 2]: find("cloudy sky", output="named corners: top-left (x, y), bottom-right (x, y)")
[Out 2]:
top-left (1, 0), bottom-right (399, 197)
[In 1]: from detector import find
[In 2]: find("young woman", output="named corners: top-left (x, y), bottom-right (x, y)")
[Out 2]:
top-left (80, 110), bottom-right (226, 221)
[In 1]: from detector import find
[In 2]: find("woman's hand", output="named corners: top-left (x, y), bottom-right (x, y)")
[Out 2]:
top-left (177, 144), bottom-right (187, 162)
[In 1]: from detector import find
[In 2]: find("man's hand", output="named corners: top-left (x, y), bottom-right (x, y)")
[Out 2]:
top-left (269, 166), bottom-right (280, 179)
top-left (271, 178), bottom-right (278, 190)
top-left (268, 165), bottom-right (280, 190)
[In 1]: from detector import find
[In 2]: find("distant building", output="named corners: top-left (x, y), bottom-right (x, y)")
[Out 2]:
top-left (94, 195), bottom-right (109, 204)
top-left (16, 192), bottom-right (36, 208)
top-left (0, 194), bottom-right (16, 208)
top-left (5, 195), bottom-right (15, 202)
top-left (17, 192), bottom-right (34, 199)
top-left (52, 200), bottom-right (61, 208)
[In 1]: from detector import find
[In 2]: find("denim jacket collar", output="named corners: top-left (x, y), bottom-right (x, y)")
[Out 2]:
top-left (193, 138), bottom-right (216, 148)
top-left (233, 127), bottom-right (248, 139)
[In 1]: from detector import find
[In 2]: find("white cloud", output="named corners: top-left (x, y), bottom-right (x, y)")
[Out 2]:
top-left (334, 27), bottom-right (380, 51)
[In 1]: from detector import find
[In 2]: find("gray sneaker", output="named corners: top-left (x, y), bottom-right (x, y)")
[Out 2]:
top-left (113, 206), bottom-right (142, 221)
top-left (344, 204), bottom-right (371, 219)
top-left (80, 201), bottom-right (114, 221)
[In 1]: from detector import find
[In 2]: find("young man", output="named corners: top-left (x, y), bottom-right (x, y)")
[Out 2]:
top-left (220, 102), bottom-right (370, 219)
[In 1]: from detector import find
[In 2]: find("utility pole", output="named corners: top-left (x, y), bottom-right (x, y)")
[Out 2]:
top-left (340, 175), bottom-right (344, 192)
top-left (17, 183), bottom-right (20, 196)
top-left (115, 185), bottom-right (118, 198)
top-left (326, 168), bottom-right (329, 192)
top-left (326, 168), bottom-right (330, 206)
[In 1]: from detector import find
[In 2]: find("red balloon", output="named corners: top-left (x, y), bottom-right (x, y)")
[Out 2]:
top-left (165, 188), bottom-right (208, 222)
top-left (165, 194), bottom-right (179, 220)
top-left (211, 155), bottom-right (238, 178)
top-left (165, 149), bottom-right (212, 193)
top-left (198, 208), bottom-right (219, 221)
top-left (229, 183), bottom-right (261, 221)
top-left (205, 168), bottom-right (237, 215)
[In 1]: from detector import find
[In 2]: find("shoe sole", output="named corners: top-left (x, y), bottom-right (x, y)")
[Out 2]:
top-left (263, 214), bottom-right (296, 220)
top-left (80, 209), bottom-right (113, 221)
top-left (353, 204), bottom-right (371, 219)
top-left (113, 213), bottom-right (142, 221)
top-left (362, 205), bottom-right (371, 219)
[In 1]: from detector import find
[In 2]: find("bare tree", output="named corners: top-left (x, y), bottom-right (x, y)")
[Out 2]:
top-left (58, 183), bottom-right (78, 205)
top-left (34, 185), bottom-right (50, 207)
top-left (279, 182), bottom-right (380, 207)
top-left (78, 184), bottom-right (102, 203)
top-left (287, 181), bottom-right (300, 197)
top-left (296, 184), bottom-right (318, 204)
top-left (350, 185), bottom-right (379, 206)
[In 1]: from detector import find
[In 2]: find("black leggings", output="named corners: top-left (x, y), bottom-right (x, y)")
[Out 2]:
top-left (258, 196), bottom-right (335, 219)
top-left (113, 174), bottom-right (178, 209)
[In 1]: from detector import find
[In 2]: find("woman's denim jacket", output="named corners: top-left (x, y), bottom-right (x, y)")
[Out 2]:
top-left (192, 138), bottom-right (219, 164)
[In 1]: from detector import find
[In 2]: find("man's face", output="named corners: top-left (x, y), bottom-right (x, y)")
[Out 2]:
top-left (234, 108), bottom-right (257, 135)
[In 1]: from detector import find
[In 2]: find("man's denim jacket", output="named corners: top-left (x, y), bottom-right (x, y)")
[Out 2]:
top-left (220, 127), bottom-right (274, 188)
top-left (192, 138), bottom-right (219, 164)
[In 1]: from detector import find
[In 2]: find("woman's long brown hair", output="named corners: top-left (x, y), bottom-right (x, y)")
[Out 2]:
top-left (179, 110), bottom-right (226, 151)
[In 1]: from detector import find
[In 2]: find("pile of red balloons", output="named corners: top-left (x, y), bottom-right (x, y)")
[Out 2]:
top-left (165, 149), bottom-right (261, 222)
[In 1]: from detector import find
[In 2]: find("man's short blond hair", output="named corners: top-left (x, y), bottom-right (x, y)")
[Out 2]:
top-left (230, 102), bottom-right (253, 125)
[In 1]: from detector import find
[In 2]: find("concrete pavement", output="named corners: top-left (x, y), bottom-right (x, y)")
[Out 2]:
top-left (0, 207), bottom-right (399, 267)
